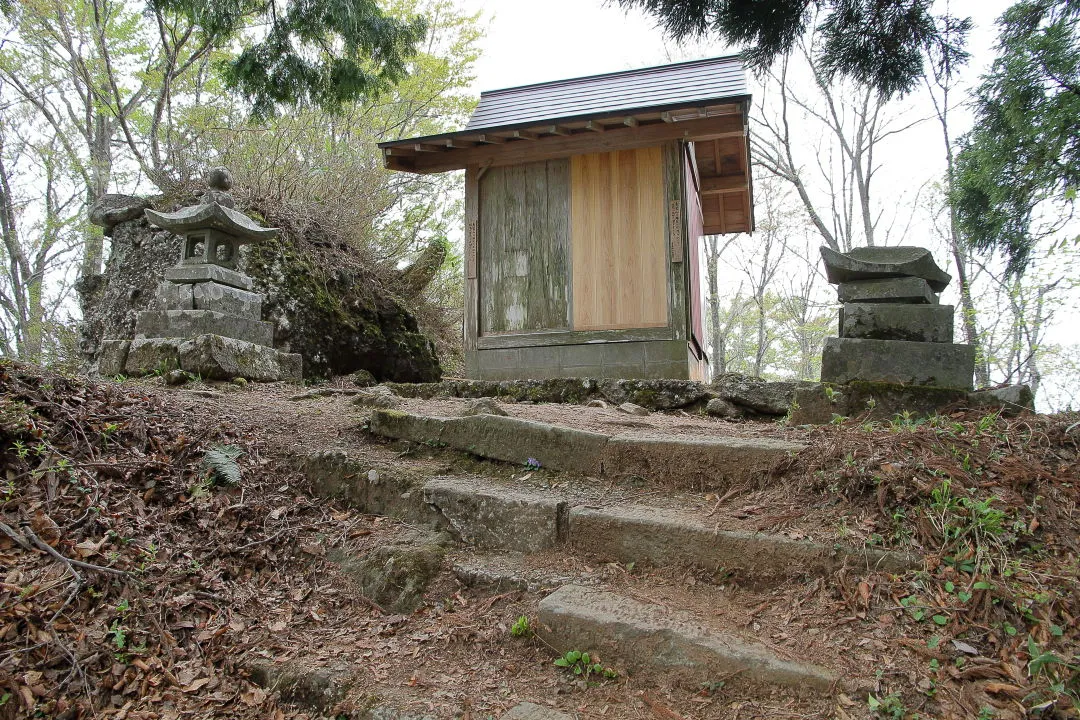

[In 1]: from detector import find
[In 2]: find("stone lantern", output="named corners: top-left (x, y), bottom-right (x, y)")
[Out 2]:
top-left (98, 167), bottom-right (302, 381)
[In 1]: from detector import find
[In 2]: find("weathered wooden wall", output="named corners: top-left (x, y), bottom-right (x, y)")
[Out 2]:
top-left (478, 160), bottom-right (571, 334)
top-left (570, 146), bottom-right (668, 331)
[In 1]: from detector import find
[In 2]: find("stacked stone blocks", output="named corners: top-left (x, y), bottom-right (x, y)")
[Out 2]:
top-left (96, 168), bottom-right (302, 382)
top-left (819, 246), bottom-right (975, 391)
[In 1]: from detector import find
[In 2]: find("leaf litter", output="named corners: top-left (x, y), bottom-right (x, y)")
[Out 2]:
top-left (3, 357), bottom-right (1080, 719)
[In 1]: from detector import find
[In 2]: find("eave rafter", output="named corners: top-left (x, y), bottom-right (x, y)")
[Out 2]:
top-left (380, 108), bottom-right (747, 175)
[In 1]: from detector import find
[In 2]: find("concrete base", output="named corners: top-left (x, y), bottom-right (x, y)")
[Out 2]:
top-left (123, 333), bottom-right (302, 381)
top-left (821, 337), bottom-right (975, 390)
top-left (840, 303), bottom-right (954, 343)
top-left (466, 339), bottom-right (690, 381)
top-left (135, 309), bottom-right (274, 347)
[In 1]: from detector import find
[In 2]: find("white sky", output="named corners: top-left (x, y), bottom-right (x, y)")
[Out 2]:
top-left (458, 0), bottom-right (1011, 94)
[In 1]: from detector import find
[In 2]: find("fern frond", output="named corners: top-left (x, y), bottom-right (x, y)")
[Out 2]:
top-left (201, 444), bottom-right (243, 486)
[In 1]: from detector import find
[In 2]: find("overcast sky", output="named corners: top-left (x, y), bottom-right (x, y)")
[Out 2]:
top-left (458, 0), bottom-right (1012, 94)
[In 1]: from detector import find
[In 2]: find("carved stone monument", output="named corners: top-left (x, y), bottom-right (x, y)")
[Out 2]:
top-left (97, 168), bottom-right (302, 382)
top-left (818, 246), bottom-right (975, 390)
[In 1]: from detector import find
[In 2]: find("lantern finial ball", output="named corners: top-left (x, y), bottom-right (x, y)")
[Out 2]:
top-left (207, 166), bottom-right (233, 191)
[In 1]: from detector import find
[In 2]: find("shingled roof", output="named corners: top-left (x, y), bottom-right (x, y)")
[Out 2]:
top-left (463, 55), bottom-right (749, 132)
top-left (378, 55), bottom-right (752, 176)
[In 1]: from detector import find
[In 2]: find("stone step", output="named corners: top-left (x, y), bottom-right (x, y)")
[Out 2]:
top-left (569, 504), bottom-right (912, 580)
top-left (369, 409), bottom-right (804, 490)
top-left (537, 584), bottom-right (837, 692)
top-left (305, 454), bottom-right (915, 582)
top-left (450, 551), bottom-right (577, 593)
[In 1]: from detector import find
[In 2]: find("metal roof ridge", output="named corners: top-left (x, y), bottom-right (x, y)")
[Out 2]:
top-left (476, 53), bottom-right (746, 98)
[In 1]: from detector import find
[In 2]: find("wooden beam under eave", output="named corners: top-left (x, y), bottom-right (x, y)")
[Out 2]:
top-left (398, 114), bottom-right (745, 173)
top-left (660, 112), bottom-right (674, 123)
top-left (623, 117), bottom-right (639, 128)
top-left (446, 138), bottom-right (475, 149)
top-left (477, 134), bottom-right (506, 144)
top-left (414, 143), bottom-right (443, 153)
top-left (545, 125), bottom-right (570, 136)
top-left (700, 175), bottom-right (749, 194)
top-left (585, 121), bottom-right (606, 132)
top-left (513, 130), bottom-right (538, 140)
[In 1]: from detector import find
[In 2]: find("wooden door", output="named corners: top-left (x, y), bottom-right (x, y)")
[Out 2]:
top-left (684, 144), bottom-right (706, 359)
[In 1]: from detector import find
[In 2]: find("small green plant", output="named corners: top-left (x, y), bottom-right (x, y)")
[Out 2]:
top-left (1026, 635), bottom-right (1080, 701)
top-left (867, 691), bottom-right (907, 719)
top-left (201, 444), bottom-right (244, 486)
top-left (524, 457), bottom-right (541, 470)
top-left (510, 615), bottom-right (531, 638)
top-left (553, 650), bottom-right (617, 681)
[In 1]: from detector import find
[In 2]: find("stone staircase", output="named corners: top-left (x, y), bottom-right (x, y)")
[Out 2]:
top-left (287, 410), bottom-right (917, 716)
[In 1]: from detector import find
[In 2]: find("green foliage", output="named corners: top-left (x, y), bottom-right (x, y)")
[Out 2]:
top-left (510, 615), bottom-right (531, 638)
top-left (553, 650), bottom-right (618, 681)
top-left (954, 0), bottom-right (1080, 274)
top-left (613, 0), bottom-right (969, 98)
top-left (868, 691), bottom-right (908, 718)
top-left (200, 444), bottom-right (243, 486)
top-left (155, 0), bottom-right (427, 118)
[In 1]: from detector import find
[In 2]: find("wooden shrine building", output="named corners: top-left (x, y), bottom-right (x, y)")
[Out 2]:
top-left (379, 56), bottom-right (754, 380)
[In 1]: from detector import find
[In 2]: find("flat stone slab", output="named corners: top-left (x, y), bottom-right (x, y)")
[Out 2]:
top-left (124, 334), bottom-right (301, 381)
top-left (451, 551), bottom-right (575, 593)
top-left (502, 703), bottom-right (573, 720)
top-left (822, 246), bottom-right (951, 291)
top-left (821, 337), bottom-right (975, 390)
top-left (569, 505), bottom-right (912, 579)
top-left (370, 410), bottom-right (608, 475)
top-left (164, 263), bottom-right (254, 290)
top-left (383, 378), bottom-right (712, 411)
top-left (837, 277), bottom-right (938, 305)
top-left (600, 435), bottom-right (803, 489)
top-left (423, 476), bottom-right (564, 553)
top-left (537, 585), bottom-right (836, 691)
top-left (135, 309), bottom-right (273, 346)
top-left (840, 303), bottom-right (954, 343)
top-left (178, 333), bottom-right (301, 381)
top-left (369, 410), bottom-right (804, 489)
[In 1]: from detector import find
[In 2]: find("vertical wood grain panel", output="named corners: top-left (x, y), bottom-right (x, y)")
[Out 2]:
top-left (478, 159), bottom-right (570, 334)
top-left (664, 142), bottom-right (687, 341)
top-left (464, 166), bottom-right (479, 351)
top-left (571, 146), bottom-right (668, 330)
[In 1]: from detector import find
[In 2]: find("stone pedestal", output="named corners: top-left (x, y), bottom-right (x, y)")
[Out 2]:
top-left (820, 337), bottom-right (975, 390)
top-left (818, 246), bottom-right (974, 391)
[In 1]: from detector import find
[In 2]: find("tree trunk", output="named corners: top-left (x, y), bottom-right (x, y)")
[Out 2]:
top-left (706, 237), bottom-right (725, 375)
top-left (81, 112), bottom-right (112, 279)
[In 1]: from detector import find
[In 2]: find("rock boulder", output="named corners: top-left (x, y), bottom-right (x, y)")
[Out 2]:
top-left (79, 207), bottom-right (441, 382)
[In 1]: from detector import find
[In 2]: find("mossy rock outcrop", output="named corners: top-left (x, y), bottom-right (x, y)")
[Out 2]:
top-left (78, 197), bottom-right (441, 382)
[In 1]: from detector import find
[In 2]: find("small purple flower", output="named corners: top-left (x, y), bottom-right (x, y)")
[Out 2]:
top-left (525, 457), bottom-right (541, 470)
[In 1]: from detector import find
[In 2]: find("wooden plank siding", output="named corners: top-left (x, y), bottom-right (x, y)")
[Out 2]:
top-left (464, 167), bottom-right (479, 352)
top-left (478, 160), bottom-right (571, 334)
top-left (571, 146), bottom-right (668, 331)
